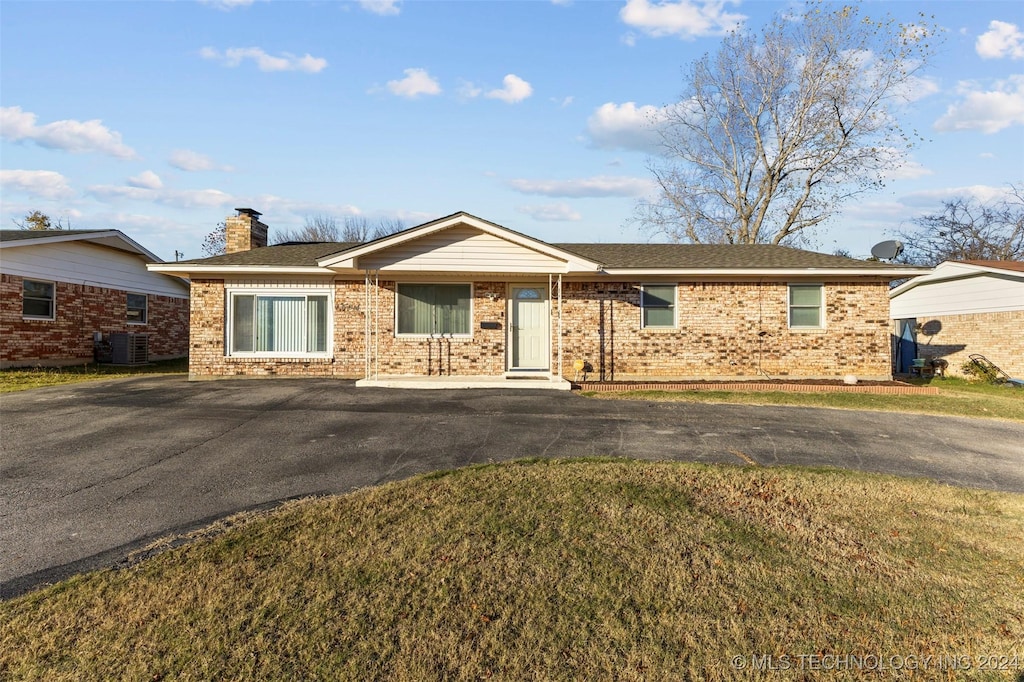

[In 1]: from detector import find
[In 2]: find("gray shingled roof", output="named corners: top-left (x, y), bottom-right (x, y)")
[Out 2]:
top-left (174, 240), bottom-right (901, 270)
top-left (175, 242), bottom-right (360, 266)
top-left (552, 243), bottom-right (901, 269)
top-left (0, 229), bottom-right (114, 242)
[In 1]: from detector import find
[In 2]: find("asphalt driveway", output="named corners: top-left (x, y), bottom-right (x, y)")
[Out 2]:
top-left (2, 376), bottom-right (1022, 599)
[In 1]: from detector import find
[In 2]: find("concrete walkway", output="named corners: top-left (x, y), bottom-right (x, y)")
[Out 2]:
top-left (2, 375), bottom-right (1022, 598)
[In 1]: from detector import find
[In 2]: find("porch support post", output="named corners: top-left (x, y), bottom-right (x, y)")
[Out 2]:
top-left (363, 271), bottom-right (370, 380)
top-left (557, 274), bottom-right (563, 380)
top-left (373, 270), bottom-right (380, 380)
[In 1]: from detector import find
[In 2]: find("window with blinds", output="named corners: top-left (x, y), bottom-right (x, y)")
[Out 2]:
top-left (229, 293), bottom-right (329, 355)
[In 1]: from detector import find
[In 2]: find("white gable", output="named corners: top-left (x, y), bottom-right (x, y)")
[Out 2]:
top-left (335, 223), bottom-right (597, 274)
top-left (1, 241), bottom-right (189, 298)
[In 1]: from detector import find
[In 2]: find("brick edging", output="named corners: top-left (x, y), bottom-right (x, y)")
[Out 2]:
top-left (575, 382), bottom-right (940, 395)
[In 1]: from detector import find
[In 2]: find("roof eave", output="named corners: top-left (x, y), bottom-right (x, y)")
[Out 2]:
top-left (147, 264), bottom-right (332, 277)
top-left (1, 230), bottom-right (164, 262)
top-left (602, 267), bottom-right (929, 277)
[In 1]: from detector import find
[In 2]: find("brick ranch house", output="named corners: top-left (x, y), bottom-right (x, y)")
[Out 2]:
top-left (149, 209), bottom-right (925, 387)
top-left (1, 229), bottom-right (190, 368)
top-left (889, 260), bottom-right (1024, 378)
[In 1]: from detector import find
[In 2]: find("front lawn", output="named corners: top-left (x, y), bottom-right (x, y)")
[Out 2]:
top-left (585, 376), bottom-right (1024, 422)
top-left (0, 357), bottom-right (187, 393)
top-left (2, 459), bottom-right (1021, 680)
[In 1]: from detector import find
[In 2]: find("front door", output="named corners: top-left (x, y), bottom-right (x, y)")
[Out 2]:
top-left (510, 285), bottom-right (549, 370)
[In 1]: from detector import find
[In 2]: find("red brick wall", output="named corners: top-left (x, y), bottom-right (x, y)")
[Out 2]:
top-left (186, 278), bottom-right (893, 381)
top-left (0, 273), bottom-right (189, 367)
top-left (912, 310), bottom-right (1024, 378)
top-left (560, 281), bottom-right (893, 380)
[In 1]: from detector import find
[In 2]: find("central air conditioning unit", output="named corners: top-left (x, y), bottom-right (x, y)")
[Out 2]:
top-left (109, 332), bottom-right (149, 365)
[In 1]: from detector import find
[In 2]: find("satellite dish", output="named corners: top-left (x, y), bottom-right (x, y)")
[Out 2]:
top-left (870, 240), bottom-right (904, 260)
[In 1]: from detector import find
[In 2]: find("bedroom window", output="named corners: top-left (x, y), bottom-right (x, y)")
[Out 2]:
top-left (229, 293), bottom-right (330, 355)
top-left (640, 284), bottom-right (676, 328)
top-left (397, 284), bottom-right (471, 336)
top-left (788, 284), bottom-right (823, 328)
top-left (23, 279), bottom-right (55, 320)
top-left (127, 293), bottom-right (148, 324)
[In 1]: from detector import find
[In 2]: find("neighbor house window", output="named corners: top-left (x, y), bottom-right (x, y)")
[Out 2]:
top-left (640, 284), bottom-right (676, 328)
top-left (127, 293), bottom-right (148, 324)
top-left (788, 284), bottom-right (823, 328)
top-left (397, 284), bottom-right (471, 336)
top-left (22, 279), bottom-right (55, 319)
top-left (229, 292), bottom-right (329, 355)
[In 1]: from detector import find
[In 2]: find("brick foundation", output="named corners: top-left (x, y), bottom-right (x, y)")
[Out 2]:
top-left (911, 310), bottom-right (1024, 378)
top-left (1, 273), bottom-right (189, 367)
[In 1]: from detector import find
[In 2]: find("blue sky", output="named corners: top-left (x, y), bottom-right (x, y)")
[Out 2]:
top-left (1, 0), bottom-right (1022, 261)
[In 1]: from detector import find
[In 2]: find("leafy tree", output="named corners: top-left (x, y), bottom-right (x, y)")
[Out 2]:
top-left (13, 210), bottom-right (71, 230)
top-left (638, 2), bottom-right (939, 245)
top-left (275, 215), bottom-right (406, 244)
top-left (896, 187), bottom-right (1024, 266)
top-left (201, 221), bottom-right (227, 257)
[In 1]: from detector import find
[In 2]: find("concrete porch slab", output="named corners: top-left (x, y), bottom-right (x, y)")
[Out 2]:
top-left (356, 375), bottom-right (573, 390)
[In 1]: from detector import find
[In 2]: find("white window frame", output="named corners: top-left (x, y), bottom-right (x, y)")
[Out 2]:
top-left (394, 282), bottom-right (474, 338)
top-left (22, 279), bottom-right (55, 321)
top-left (127, 292), bottom-right (148, 325)
top-left (225, 288), bottom-right (334, 358)
top-left (639, 283), bottom-right (678, 329)
top-left (788, 283), bottom-right (825, 330)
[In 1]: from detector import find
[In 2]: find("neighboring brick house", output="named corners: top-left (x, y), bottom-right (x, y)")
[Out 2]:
top-left (1, 229), bottom-right (190, 368)
top-left (150, 209), bottom-right (924, 386)
top-left (889, 260), bottom-right (1024, 378)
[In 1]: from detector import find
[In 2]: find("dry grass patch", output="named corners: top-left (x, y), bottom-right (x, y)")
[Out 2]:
top-left (2, 460), bottom-right (1023, 680)
top-left (0, 358), bottom-right (188, 393)
top-left (585, 379), bottom-right (1024, 423)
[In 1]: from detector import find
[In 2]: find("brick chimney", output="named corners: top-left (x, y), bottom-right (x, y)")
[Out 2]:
top-left (225, 208), bottom-right (269, 253)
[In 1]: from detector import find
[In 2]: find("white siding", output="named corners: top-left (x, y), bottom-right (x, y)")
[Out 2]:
top-left (358, 226), bottom-right (568, 273)
top-left (1, 242), bottom-right (188, 298)
top-left (890, 273), bottom-right (1024, 318)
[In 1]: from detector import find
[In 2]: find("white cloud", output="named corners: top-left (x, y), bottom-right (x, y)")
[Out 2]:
top-left (934, 75), bottom-right (1024, 134)
top-left (168, 149), bottom-right (232, 172)
top-left (199, 0), bottom-right (255, 9)
top-left (88, 184), bottom-right (238, 209)
top-left (199, 46), bottom-right (328, 73)
top-left (976, 20), bottom-right (1024, 60)
top-left (485, 74), bottom-right (533, 104)
top-left (0, 106), bottom-right (137, 159)
top-left (508, 175), bottom-right (656, 198)
top-left (0, 170), bottom-right (75, 199)
top-left (359, 0), bottom-right (400, 15)
top-left (552, 96), bottom-right (574, 108)
top-left (619, 0), bottom-right (745, 40)
top-left (516, 203), bottom-right (582, 222)
top-left (386, 68), bottom-right (442, 98)
top-left (585, 101), bottom-right (670, 153)
top-left (898, 184), bottom-right (1015, 208)
top-left (881, 159), bottom-right (933, 181)
top-left (127, 170), bottom-right (163, 190)
top-left (457, 80), bottom-right (483, 99)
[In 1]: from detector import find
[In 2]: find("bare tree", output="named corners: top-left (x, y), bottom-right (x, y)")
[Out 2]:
top-left (275, 215), bottom-right (407, 244)
top-left (13, 210), bottom-right (72, 230)
top-left (201, 221), bottom-right (227, 257)
top-left (896, 187), bottom-right (1024, 266)
top-left (638, 3), bottom-right (939, 245)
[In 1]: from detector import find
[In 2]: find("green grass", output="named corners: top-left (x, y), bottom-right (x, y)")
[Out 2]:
top-left (584, 377), bottom-right (1024, 422)
top-left (0, 357), bottom-right (188, 393)
top-left (2, 459), bottom-right (1022, 680)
